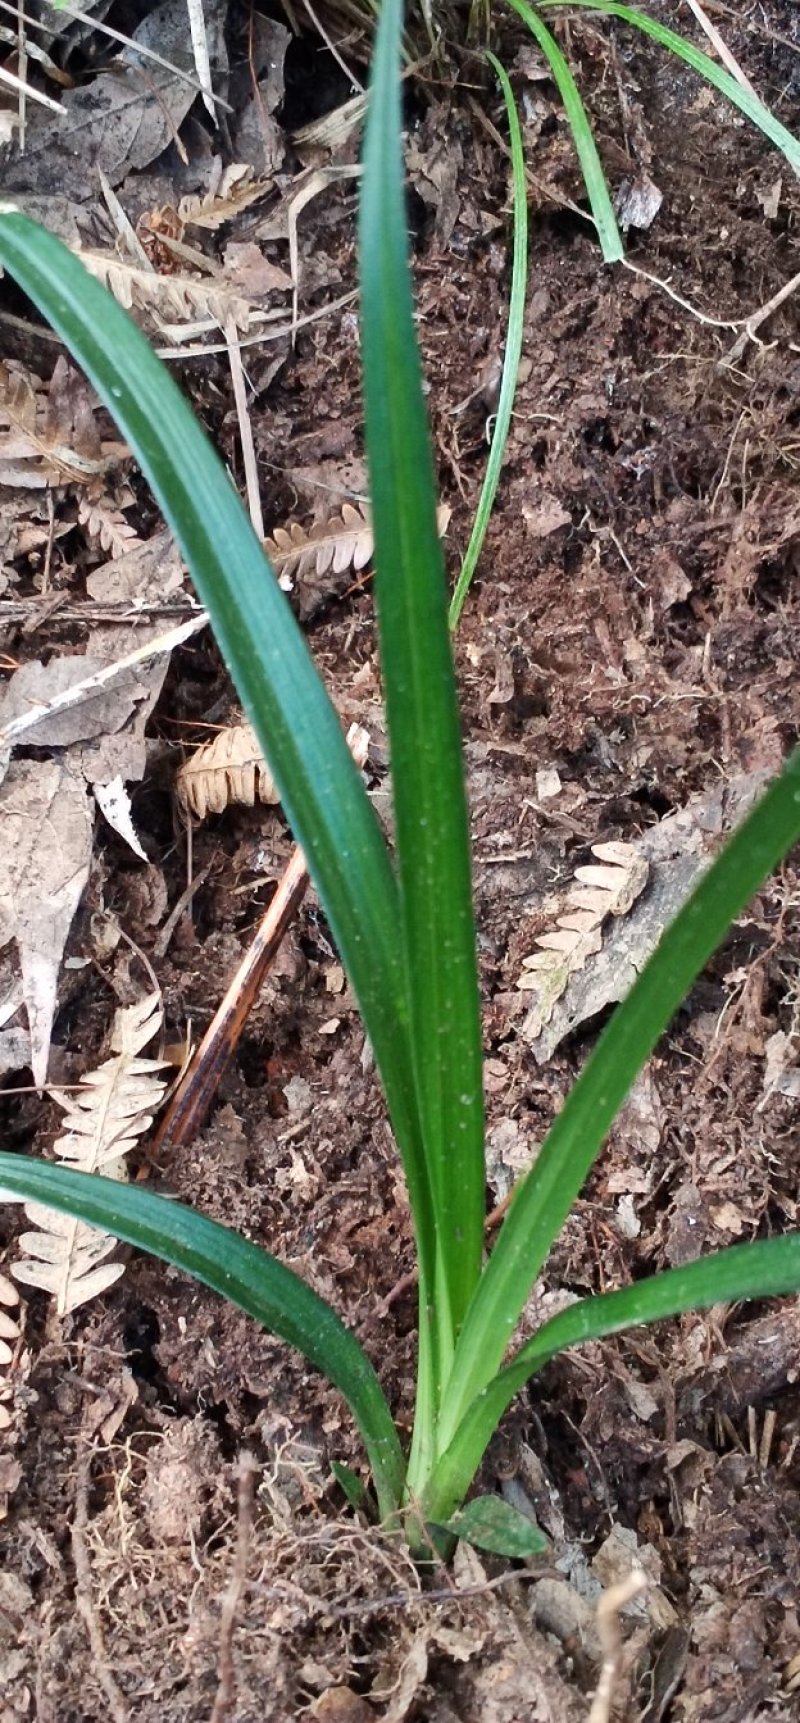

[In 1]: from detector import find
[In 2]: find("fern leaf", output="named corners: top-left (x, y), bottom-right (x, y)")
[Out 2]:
top-left (265, 502), bottom-right (374, 586)
top-left (176, 722), bottom-right (281, 819)
top-left (517, 840), bottom-right (649, 1038)
top-left (0, 1268), bottom-right (21, 1431)
top-left (265, 501), bottom-right (450, 590)
top-left (12, 992), bottom-right (168, 1317)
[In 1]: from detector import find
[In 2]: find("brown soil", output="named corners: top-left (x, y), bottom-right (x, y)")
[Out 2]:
top-left (1, 3), bottom-right (800, 1718)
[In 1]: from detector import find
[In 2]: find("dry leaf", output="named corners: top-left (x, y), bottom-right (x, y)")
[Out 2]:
top-left (0, 760), bottom-right (94, 1086)
top-left (0, 357), bottom-right (127, 488)
top-left (78, 493), bottom-right (142, 559)
top-left (176, 717), bottom-right (369, 822)
top-left (266, 501), bottom-right (451, 593)
top-left (0, 1270), bottom-right (20, 1432)
top-left (265, 501), bottom-right (375, 588)
top-left (179, 165), bottom-right (272, 230)
top-left (12, 993), bottom-right (167, 1316)
top-left (77, 249), bottom-right (270, 334)
top-left (522, 771), bottom-right (771, 1063)
top-left (176, 721), bottom-right (280, 818)
top-left (518, 841), bottom-right (649, 1040)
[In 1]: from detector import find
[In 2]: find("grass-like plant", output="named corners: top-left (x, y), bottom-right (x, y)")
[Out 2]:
top-left (1, 0), bottom-right (800, 1557)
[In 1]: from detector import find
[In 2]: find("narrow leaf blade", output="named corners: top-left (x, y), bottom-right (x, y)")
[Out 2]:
top-left (360, 0), bottom-right (485, 1349)
top-left (441, 747), bottom-right (800, 1441)
top-left (449, 53), bottom-right (529, 630)
top-left (0, 209), bottom-right (431, 1306)
top-left (507, 0), bottom-right (624, 262)
top-left (0, 1154), bottom-right (405, 1517)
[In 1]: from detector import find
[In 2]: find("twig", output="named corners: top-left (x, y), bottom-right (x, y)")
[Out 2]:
top-left (210, 1452), bottom-right (258, 1723)
top-left (72, 1446), bottom-right (130, 1723)
top-left (152, 844), bottom-right (310, 1156)
top-left (720, 268), bottom-right (800, 367)
top-left (152, 723), bottom-right (369, 1156)
top-left (684, 0), bottom-right (758, 98)
top-left (588, 1569), bottom-right (647, 1723)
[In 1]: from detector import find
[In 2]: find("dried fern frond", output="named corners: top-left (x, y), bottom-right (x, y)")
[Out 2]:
top-left (0, 1269), bottom-right (21, 1432)
top-left (179, 166), bottom-right (272, 231)
top-left (265, 501), bottom-right (374, 587)
top-left (0, 358), bottom-right (125, 487)
top-left (12, 993), bottom-right (168, 1317)
top-left (76, 250), bottom-right (268, 334)
top-left (517, 840), bottom-right (649, 1038)
top-left (176, 722), bottom-right (280, 819)
top-left (265, 501), bottom-right (451, 590)
top-left (78, 494), bottom-right (142, 559)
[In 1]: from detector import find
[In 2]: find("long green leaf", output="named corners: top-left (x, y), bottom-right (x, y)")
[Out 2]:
top-left (541, 0), bottom-right (800, 174)
top-left (507, 0), bottom-right (623, 262)
top-left (439, 746), bottom-right (800, 1444)
top-left (360, 0), bottom-right (485, 1376)
top-left (0, 1156), bottom-right (405, 1517)
top-left (425, 1233), bottom-right (800, 1522)
top-left (0, 208), bottom-right (440, 1328)
top-left (449, 54), bottom-right (529, 631)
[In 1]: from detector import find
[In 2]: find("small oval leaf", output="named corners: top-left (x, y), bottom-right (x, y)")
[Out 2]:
top-left (433, 1494), bottom-right (548, 1558)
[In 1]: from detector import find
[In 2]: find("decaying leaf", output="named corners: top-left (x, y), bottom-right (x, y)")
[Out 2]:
top-left (12, 993), bottom-right (168, 1317)
top-left (0, 1270), bottom-right (21, 1432)
top-left (178, 165), bottom-right (273, 230)
top-left (518, 841), bottom-right (649, 1042)
top-left (0, 357), bottom-right (127, 489)
top-left (177, 722), bottom-right (280, 819)
top-left (521, 771), bottom-right (771, 1064)
top-left (0, 760), bottom-right (94, 1087)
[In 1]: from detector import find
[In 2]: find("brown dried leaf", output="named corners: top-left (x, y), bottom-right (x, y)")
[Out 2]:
top-left (176, 722), bottom-right (280, 819)
top-left (265, 502), bottom-right (374, 587)
top-left (179, 165), bottom-right (273, 231)
top-left (0, 1270), bottom-right (21, 1432)
top-left (0, 358), bottom-right (127, 488)
top-left (12, 993), bottom-right (168, 1317)
top-left (518, 840), bottom-right (649, 1040)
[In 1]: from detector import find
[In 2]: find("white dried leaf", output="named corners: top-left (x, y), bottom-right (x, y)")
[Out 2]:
top-left (77, 494), bottom-right (141, 559)
top-left (0, 760), bottom-right (94, 1087)
top-left (94, 776), bottom-right (148, 861)
top-left (176, 722), bottom-right (280, 820)
top-left (518, 840), bottom-right (649, 1040)
top-left (12, 992), bottom-right (167, 1317)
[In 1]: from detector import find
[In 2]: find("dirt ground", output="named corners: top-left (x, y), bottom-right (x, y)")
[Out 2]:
top-left (1, 1), bottom-right (800, 1718)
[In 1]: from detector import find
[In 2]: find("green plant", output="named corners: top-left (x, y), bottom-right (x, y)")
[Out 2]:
top-left (2, 0), bottom-right (800, 1557)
